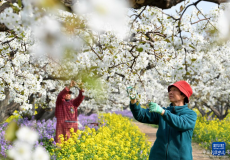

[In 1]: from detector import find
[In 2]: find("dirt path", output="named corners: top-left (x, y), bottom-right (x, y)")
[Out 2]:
top-left (132, 121), bottom-right (230, 160)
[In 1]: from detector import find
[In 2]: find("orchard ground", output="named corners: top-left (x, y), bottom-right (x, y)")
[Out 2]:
top-left (0, 109), bottom-right (229, 159)
top-left (133, 121), bottom-right (230, 160)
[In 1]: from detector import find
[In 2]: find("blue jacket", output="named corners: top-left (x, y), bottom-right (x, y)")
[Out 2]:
top-left (130, 102), bottom-right (197, 160)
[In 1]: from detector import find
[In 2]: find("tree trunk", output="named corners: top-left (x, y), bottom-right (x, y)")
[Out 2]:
top-left (0, 88), bottom-right (20, 123)
top-left (127, 0), bottom-right (227, 9)
top-left (33, 105), bottom-right (55, 121)
top-left (60, 0), bottom-right (228, 10)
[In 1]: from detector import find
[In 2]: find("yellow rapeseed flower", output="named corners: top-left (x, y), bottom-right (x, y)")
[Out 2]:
top-left (51, 113), bottom-right (151, 159)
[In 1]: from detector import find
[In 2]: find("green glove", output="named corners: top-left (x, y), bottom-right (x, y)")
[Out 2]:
top-left (148, 102), bottom-right (164, 114)
top-left (126, 86), bottom-right (137, 100)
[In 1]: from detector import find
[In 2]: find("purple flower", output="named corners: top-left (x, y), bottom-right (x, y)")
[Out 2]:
top-left (0, 122), bottom-right (13, 157)
top-left (78, 114), bottom-right (99, 130)
top-left (0, 110), bottom-right (134, 158)
top-left (108, 110), bottom-right (133, 118)
top-left (226, 150), bottom-right (230, 154)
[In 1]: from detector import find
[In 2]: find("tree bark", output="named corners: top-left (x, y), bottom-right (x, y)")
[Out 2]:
top-left (0, 88), bottom-right (20, 123)
top-left (0, 23), bottom-right (9, 32)
top-left (127, 0), bottom-right (227, 9)
top-left (60, 0), bottom-right (228, 10)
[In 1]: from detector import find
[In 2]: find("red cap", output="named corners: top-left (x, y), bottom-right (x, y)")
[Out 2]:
top-left (67, 91), bottom-right (73, 94)
top-left (168, 81), bottom-right (193, 103)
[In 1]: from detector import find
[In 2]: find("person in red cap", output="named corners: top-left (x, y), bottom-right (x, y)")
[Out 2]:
top-left (128, 80), bottom-right (197, 160)
top-left (55, 80), bottom-right (85, 143)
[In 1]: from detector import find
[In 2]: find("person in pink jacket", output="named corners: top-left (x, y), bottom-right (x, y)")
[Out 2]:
top-left (55, 80), bottom-right (85, 143)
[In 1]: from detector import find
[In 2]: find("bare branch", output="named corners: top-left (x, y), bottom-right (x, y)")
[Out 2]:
top-left (194, 5), bottom-right (217, 30)
top-left (130, 6), bottom-right (147, 28)
top-left (191, 18), bottom-right (211, 25)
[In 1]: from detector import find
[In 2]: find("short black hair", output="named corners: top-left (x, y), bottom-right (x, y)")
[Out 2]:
top-left (180, 92), bottom-right (188, 104)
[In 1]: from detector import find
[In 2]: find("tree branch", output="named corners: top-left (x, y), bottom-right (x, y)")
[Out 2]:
top-left (127, 0), bottom-right (227, 9)
top-left (203, 101), bottom-right (221, 118)
top-left (130, 6), bottom-right (147, 28)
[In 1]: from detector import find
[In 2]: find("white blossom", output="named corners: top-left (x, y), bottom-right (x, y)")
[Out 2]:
top-left (32, 146), bottom-right (50, 160)
top-left (16, 126), bottom-right (39, 144)
top-left (8, 141), bottom-right (32, 160)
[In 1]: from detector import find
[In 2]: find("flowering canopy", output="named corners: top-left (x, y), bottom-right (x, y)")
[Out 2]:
top-left (0, 0), bottom-right (229, 120)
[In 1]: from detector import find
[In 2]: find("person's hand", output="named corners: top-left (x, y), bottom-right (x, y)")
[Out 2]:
top-left (77, 82), bottom-right (84, 91)
top-left (148, 102), bottom-right (164, 114)
top-left (126, 86), bottom-right (137, 100)
top-left (69, 80), bottom-right (76, 88)
top-left (67, 80), bottom-right (76, 89)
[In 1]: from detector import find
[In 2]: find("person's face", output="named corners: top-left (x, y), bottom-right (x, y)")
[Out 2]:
top-left (168, 86), bottom-right (186, 104)
top-left (65, 94), bottom-right (71, 100)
